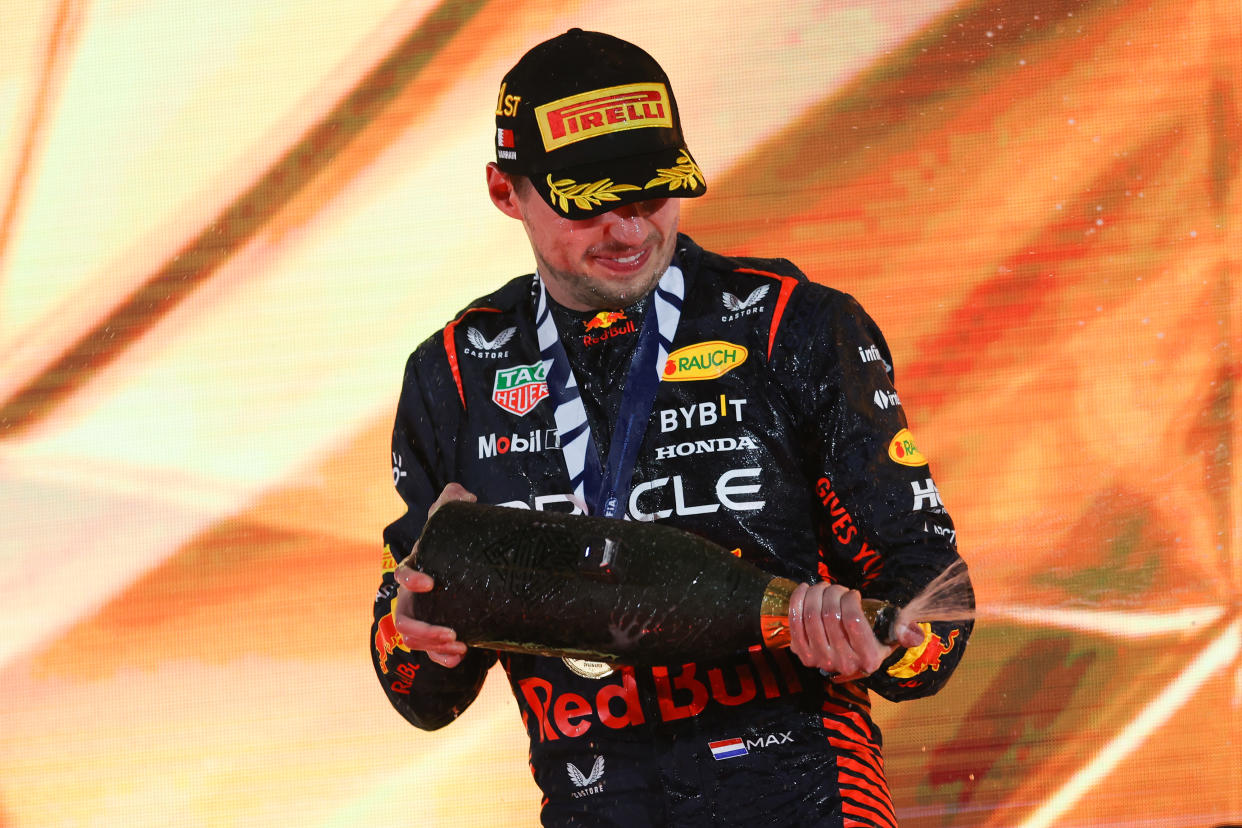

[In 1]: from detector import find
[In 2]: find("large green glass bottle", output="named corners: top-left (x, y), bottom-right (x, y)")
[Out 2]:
top-left (411, 502), bottom-right (896, 666)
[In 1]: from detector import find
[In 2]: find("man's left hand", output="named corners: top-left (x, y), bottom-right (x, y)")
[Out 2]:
top-left (787, 583), bottom-right (923, 682)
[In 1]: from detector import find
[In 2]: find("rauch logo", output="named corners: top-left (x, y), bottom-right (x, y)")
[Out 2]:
top-left (888, 428), bottom-right (928, 467)
top-left (662, 341), bottom-right (747, 382)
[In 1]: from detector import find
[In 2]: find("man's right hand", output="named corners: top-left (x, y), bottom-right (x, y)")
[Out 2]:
top-left (392, 483), bottom-right (476, 668)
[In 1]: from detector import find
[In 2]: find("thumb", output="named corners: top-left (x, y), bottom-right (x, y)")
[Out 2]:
top-left (895, 621), bottom-right (927, 649)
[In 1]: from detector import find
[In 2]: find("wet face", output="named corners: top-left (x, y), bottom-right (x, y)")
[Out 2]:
top-left (487, 164), bottom-right (681, 311)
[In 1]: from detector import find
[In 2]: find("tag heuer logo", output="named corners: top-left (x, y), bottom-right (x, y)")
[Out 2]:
top-left (492, 362), bottom-right (549, 415)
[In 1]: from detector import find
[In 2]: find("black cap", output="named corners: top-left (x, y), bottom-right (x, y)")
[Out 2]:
top-left (494, 29), bottom-right (706, 218)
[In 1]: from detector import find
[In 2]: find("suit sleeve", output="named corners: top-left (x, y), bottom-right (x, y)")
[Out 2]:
top-left (370, 347), bottom-right (497, 730)
top-left (791, 288), bottom-right (973, 701)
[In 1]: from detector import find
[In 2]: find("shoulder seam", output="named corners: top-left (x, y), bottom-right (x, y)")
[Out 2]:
top-left (443, 307), bottom-right (502, 409)
top-left (734, 267), bottom-right (801, 360)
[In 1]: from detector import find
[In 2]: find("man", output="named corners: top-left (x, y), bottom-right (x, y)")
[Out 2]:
top-left (371, 29), bottom-right (972, 827)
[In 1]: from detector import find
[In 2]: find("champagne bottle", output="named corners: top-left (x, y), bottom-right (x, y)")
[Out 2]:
top-left (411, 501), bottom-right (898, 666)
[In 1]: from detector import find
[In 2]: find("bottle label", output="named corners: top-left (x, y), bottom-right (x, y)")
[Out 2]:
top-left (563, 658), bottom-right (615, 679)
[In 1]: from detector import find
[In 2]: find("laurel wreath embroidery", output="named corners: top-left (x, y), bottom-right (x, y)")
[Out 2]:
top-left (546, 175), bottom-right (641, 212)
top-left (645, 150), bottom-right (704, 192)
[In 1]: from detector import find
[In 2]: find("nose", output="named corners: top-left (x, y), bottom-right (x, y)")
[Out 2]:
top-left (602, 201), bottom-right (657, 245)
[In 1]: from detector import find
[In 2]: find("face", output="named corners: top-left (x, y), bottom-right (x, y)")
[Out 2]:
top-left (487, 164), bottom-right (681, 311)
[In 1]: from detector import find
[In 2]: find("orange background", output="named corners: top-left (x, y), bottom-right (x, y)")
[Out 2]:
top-left (1, 1), bottom-right (1238, 825)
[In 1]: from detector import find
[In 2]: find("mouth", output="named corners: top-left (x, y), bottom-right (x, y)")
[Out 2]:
top-left (593, 246), bottom-right (650, 273)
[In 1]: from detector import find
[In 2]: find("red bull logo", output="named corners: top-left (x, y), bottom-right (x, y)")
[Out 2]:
top-left (886, 623), bottom-right (960, 679)
top-left (518, 648), bottom-right (806, 742)
top-left (374, 597), bottom-right (410, 674)
top-left (585, 311), bottom-right (627, 330)
top-left (583, 311), bottom-right (635, 346)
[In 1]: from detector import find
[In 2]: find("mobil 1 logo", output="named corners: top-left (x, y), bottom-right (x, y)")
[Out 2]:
top-left (478, 428), bottom-right (560, 459)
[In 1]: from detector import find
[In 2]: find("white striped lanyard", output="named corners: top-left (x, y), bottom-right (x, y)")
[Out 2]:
top-left (535, 265), bottom-right (684, 517)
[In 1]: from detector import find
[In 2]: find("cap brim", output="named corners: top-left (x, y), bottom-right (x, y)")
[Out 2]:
top-left (531, 146), bottom-right (707, 219)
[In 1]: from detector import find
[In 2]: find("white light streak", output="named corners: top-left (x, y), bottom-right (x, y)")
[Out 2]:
top-left (1017, 620), bottom-right (1240, 828)
top-left (983, 604), bottom-right (1226, 639)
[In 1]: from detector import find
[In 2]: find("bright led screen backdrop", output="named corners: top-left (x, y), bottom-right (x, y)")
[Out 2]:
top-left (1, 1), bottom-right (1238, 825)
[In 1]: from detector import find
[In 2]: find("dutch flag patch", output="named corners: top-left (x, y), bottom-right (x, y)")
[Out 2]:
top-left (708, 738), bottom-right (748, 761)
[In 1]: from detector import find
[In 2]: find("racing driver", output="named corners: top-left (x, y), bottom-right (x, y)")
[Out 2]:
top-left (370, 28), bottom-right (973, 827)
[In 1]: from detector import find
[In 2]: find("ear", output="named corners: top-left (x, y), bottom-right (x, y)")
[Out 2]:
top-left (486, 163), bottom-right (524, 220)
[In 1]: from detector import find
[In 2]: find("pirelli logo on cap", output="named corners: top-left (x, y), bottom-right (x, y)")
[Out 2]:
top-left (536, 83), bottom-right (673, 151)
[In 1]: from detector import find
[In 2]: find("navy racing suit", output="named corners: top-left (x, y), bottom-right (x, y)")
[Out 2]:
top-left (371, 234), bottom-right (973, 827)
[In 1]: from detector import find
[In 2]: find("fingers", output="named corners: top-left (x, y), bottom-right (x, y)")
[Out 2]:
top-left (393, 567), bottom-right (467, 668)
top-left (790, 582), bottom-right (844, 673)
top-left (806, 584), bottom-right (843, 670)
top-left (390, 482), bottom-right (477, 668)
top-left (429, 482), bottom-right (477, 516)
top-left (838, 590), bottom-right (890, 677)
top-left (394, 566), bottom-right (434, 593)
top-left (821, 589), bottom-right (855, 671)
top-left (819, 586), bottom-right (864, 679)
top-left (392, 599), bottom-right (467, 667)
top-left (397, 482), bottom-right (477, 570)
top-left (788, 583), bottom-right (893, 680)
top-left (788, 582), bottom-right (812, 665)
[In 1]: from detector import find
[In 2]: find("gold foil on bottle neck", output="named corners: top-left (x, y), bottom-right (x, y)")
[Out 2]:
top-left (759, 576), bottom-right (798, 648)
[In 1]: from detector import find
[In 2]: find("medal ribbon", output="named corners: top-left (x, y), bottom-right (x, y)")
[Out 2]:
top-left (535, 265), bottom-right (684, 517)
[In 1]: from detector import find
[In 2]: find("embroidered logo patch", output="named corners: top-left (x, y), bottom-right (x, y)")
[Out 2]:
top-left (567, 756), bottom-right (606, 798)
top-left (708, 738), bottom-right (749, 760)
top-left (585, 311), bottom-right (626, 330)
top-left (888, 428), bottom-right (928, 466)
top-left (465, 326), bottom-right (516, 359)
top-left (662, 341), bottom-right (747, 381)
top-left (582, 311), bottom-right (636, 347)
top-left (887, 623), bottom-right (960, 678)
top-left (536, 83), bottom-right (672, 151)
top-left (723, 285), bottom-right (769, 312)
top-left (492, 362), bottom-right (549, 415)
